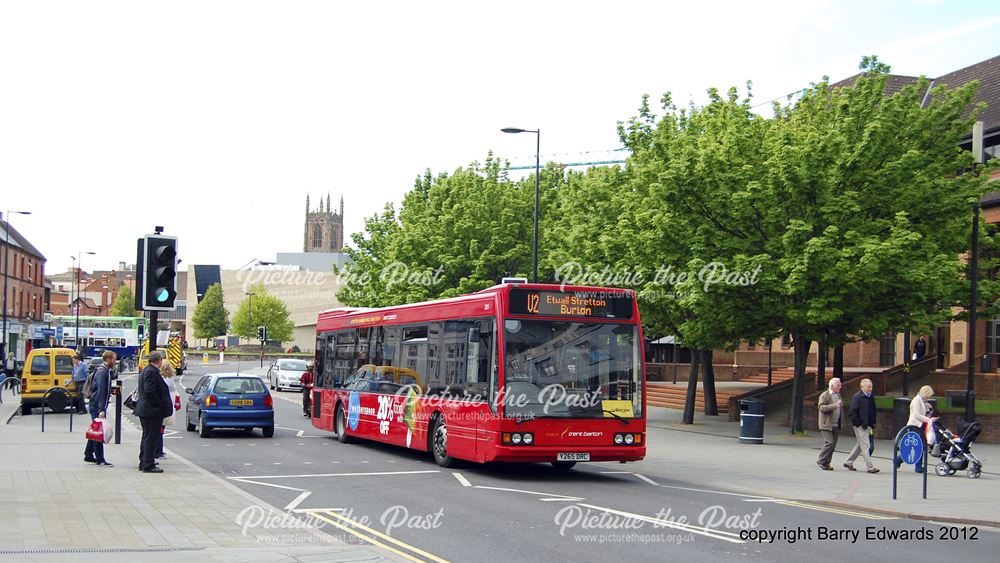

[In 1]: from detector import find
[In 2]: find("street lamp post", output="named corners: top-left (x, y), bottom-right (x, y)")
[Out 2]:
top-left (74, 251), bottom-right (95, 354)
top-left (2, 210), bottom-right (32, 359)
top-left (501, 127), bottom-right (541, 283)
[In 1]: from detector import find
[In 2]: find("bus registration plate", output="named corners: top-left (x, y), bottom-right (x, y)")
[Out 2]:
top-left (557, 453), bottom-right (590, 462)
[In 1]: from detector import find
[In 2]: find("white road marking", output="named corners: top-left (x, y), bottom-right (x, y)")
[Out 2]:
top-left (633, 473), bottom-right (661, 486)
top-left (473, 485), bottom-right (583, 502)
top-left (576, 503), bottom-right (744, 544)
top-left (284, 491), bottom-right (313, 511)
top-left (233, 470), bottom-right (441, 480)
top-left (297, 430), bottom-right (305, 437)
top-left (452, 473), bottom-right (471, 487)
top-left (230, 478), bottom-right (308, 492)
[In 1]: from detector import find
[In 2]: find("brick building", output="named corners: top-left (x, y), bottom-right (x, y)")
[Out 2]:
top-left (0, 217), bottom-right (47, 360)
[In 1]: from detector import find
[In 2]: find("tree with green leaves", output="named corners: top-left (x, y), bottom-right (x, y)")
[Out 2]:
top-left (617, 57), bottom-right (993, 431)
top-left (108, 285), bottom-right (139, 317)
top-left (192, 283), bottom-right (228, 344)
top-left (230, 283), bottom-right (294, 343)
top-left (337, 155), bottom-right (556, 307)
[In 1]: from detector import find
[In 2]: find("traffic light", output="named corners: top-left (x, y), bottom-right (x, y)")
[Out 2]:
top-left (257, 325), bottom-right (267, 341)
top-left (137, 235), bottom-right (178, 311)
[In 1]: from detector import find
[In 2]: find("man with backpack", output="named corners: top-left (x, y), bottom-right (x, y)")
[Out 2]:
top-left (71, 355), bottom-right (88, 414)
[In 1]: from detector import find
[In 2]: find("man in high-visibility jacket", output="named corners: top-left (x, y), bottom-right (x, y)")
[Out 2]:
top-left (300, 369), bottom-right (314, 417)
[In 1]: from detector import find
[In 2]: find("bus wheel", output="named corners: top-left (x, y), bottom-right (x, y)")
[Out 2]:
top-left (551, 461), bottom-right (577, 470)
top-left (336, 404), bottom-right (355, 444)
top-left (431, 417), bottom-right (457, 468)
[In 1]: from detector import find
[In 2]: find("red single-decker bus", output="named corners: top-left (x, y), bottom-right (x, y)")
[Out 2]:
top-left (310, 282), bottom-right (645, 469)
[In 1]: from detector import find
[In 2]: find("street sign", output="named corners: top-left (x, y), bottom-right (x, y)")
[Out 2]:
top-left (899, 431), bottom-right (923, 465)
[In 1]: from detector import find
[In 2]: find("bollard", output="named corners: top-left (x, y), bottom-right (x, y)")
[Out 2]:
top-left (114, 380), bottom-right (123, 445)
top-left (203, 353), bottom-right (208, 364)
top-left (219, 351), bottom-right (224, 364)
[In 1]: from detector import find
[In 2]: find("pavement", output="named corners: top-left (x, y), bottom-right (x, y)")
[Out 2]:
top-left (643, 407), bottom-right (999, 527)
top-left (1, 380), bottom-right (996, 561)
top-left (0, 387), bottom-right (403, 562)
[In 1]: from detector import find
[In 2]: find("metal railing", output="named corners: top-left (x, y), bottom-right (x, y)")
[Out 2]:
top-left (40, 387), bottom-right (74, 432)
top-left (0, 377), bottom-right (20, 403)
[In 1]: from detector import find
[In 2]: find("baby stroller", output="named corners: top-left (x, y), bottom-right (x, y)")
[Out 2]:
top-left (931, 419), bottom-right (983, 479)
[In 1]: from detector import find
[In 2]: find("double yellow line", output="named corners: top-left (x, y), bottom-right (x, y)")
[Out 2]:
top-left (777, 500), bottom-right (897, 520)
top-left (306, 509), bottom-right (450, 563)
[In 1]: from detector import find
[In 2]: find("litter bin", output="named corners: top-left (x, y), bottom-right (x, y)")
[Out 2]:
top-left (739, 398), bottom-right (765, 444)
top-left (981, 354), bottom-right (991, 373)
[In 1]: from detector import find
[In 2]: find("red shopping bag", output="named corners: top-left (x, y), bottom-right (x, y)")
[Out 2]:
top-left (86, 417), bottom-right (114, 443)
top-left (175, 395), bottom-right (181, 412)
top-left (86, 418), bottom-right (104, 442)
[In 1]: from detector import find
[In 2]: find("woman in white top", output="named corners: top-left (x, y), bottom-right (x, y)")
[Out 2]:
top-left (156, 363), bottom-right (180, 459)
top-left (898, 385), bottom-right (936, 473)
top-left (907, 385), bottom-right (935, 428)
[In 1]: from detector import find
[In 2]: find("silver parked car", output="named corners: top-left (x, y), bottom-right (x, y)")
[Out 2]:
top-left (266, 358), bottom-right (309, 391)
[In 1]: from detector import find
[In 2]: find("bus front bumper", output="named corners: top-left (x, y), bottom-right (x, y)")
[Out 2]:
top-left (487, 445), bottom-right (645, 463)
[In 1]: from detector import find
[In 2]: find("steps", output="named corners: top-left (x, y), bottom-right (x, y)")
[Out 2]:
top-left (741, 367), bottom-right (806, 384)
top-left (647, 383), bottom-right (737, 414)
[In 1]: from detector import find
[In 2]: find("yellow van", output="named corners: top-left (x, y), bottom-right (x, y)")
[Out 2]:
top-left (20, 347), bottom-right (79, 415)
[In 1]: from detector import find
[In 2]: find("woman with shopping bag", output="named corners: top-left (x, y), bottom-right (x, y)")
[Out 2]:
top-left (895, 385), bottom-right (936, 473)
top-left (84, 351), bottom-right (116, 467)
top-left (156, 363), bottom-right (181, 459)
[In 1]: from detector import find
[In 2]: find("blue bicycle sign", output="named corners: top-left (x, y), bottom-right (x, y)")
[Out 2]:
top-left (899, 431), bottom-right (923, 465)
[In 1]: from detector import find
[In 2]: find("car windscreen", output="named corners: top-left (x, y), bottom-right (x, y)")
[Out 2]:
top-left (278, 360), bottom-right (308, 372)
top-left (213, 378), bottom-right (267, 394)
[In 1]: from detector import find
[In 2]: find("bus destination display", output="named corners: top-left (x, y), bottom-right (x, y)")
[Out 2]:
top-left (509, 289), bottom-right (633, 319)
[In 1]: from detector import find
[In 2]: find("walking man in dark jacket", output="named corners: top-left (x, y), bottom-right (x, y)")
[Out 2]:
top-left (844, 378), bottom-right (879, 473)
top-left (134, 351), bottom-right (172, 473)
top-left (84, 351), bottom-right (115, 466)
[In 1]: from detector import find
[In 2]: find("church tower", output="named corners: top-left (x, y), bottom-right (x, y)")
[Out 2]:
top-left (303, 192), bottom-right (344, 252)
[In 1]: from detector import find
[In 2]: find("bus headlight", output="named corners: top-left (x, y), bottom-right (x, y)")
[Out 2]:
top-left (522, 433), bottom-right (533, 445)
top-left (512, 433), bottom-right (522, 445)
top-left (614, 434), bottom-right (624, 445)
top-left (624, 433), bottom-right (635, 445)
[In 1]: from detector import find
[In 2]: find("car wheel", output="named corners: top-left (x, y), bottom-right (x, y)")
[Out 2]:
top-left (262, 426), bottom-right (274, 438)
top-left (21, 403), bottom-right (31, 416)
top-left (551, 461), bottom-right (577, 470)
top-left (185, 414), bottom-right (196, 432)
top-left (335, 404), bottom-right (354, 444)
top-left (431, 417), bottom-right (457, 468)
top-left (198, 414), bottom-right (211, 438)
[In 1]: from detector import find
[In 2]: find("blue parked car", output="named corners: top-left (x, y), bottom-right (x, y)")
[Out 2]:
top-left (185, 373), bottom-right (274, 438)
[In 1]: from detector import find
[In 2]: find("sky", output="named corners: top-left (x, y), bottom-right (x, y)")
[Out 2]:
top-left (1, 0), bottom-right (998, 277)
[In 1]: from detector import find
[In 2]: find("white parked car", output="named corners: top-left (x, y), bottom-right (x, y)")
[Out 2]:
top-left (266, 358), bottom-right (309, 391)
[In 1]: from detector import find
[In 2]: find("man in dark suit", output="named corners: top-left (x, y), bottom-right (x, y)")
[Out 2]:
top-left (844, 378), bottom-right (879, 473)
top-left (134, 351), bottom-right (172, 473)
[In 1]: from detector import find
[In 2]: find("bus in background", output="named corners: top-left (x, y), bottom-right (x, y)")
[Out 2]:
top-left (54, 315), bottom-right (147, 359)
top-left (310, 282), bottom-right (645, 469)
